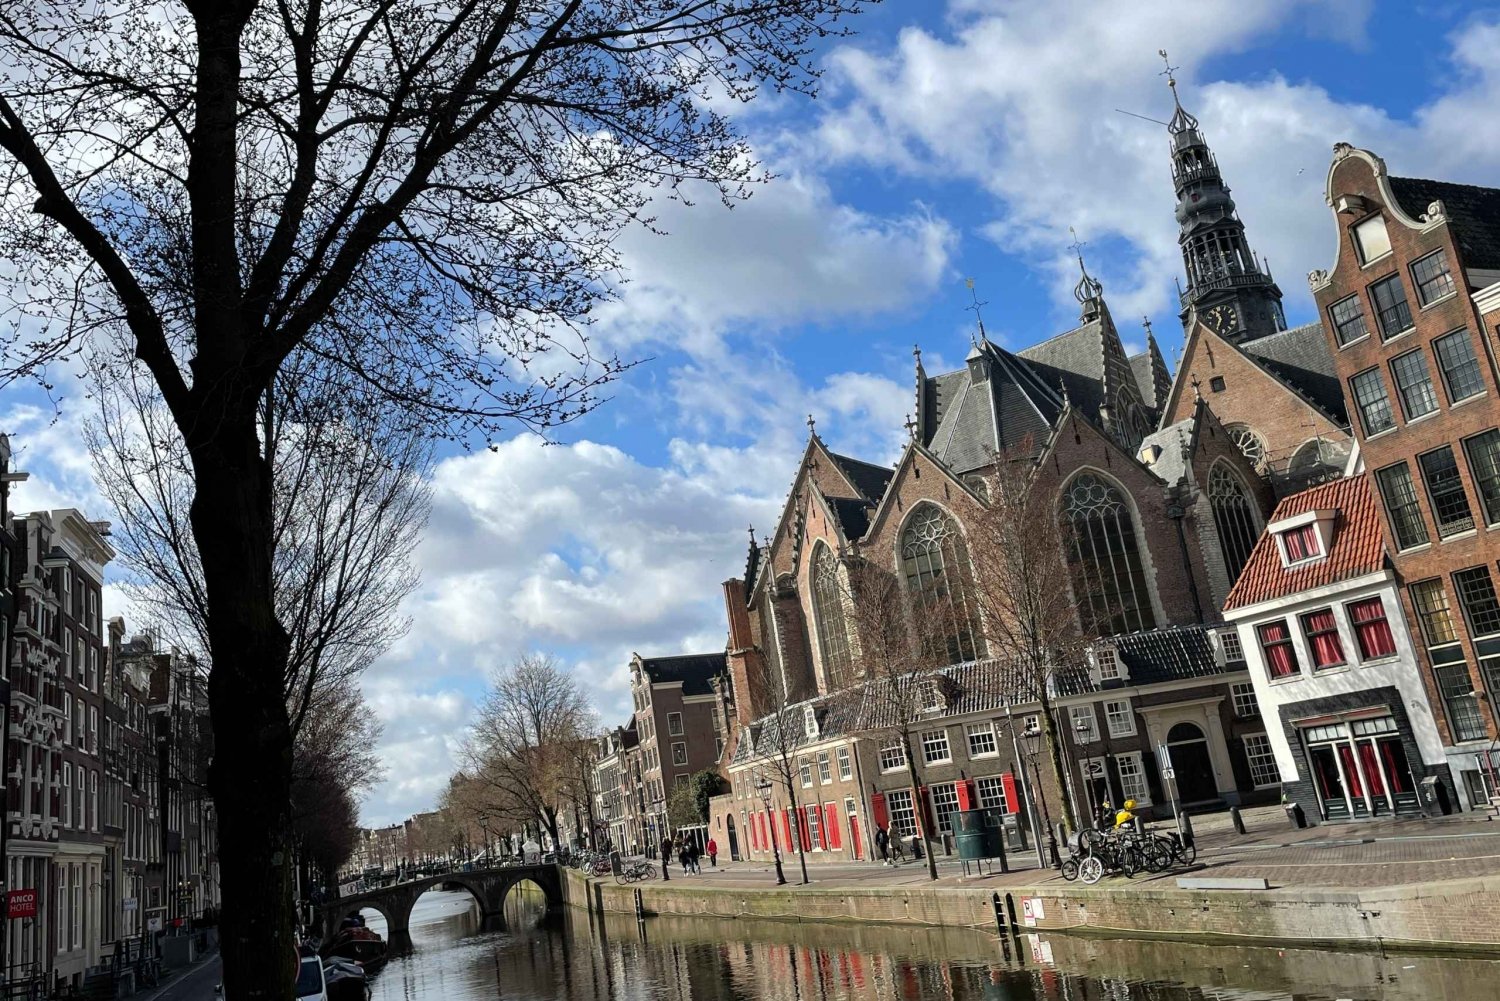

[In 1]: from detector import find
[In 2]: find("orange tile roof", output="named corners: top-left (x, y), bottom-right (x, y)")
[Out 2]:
top-left (1223, 475), bottom-right (1389, 612)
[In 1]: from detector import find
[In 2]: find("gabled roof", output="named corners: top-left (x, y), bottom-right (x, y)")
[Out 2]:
top-left (1223, 475), bottom-right (1387, 612)
top-left (828, 451), bottom-right (894, 505)
top-left (1018, 319), bottom-right (1107, 417)
top-left (638, 652), bottom-right (727, 696)
top-left (924, 341), bottom-right (1064, 473)
top-left (1389, 175), bottom-right (1500, 272)
top-left (1054, 625), bottom-right (1231, 696)
top-left (1238, 320), bottom-right (1348, 426)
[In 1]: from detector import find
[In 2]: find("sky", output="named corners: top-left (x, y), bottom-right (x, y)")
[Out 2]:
top-left (6, 0), bottom-right (1500, 826)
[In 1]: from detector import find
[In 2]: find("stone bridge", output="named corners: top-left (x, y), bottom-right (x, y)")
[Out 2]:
top-left (317, 865), bottom-right (561, 944)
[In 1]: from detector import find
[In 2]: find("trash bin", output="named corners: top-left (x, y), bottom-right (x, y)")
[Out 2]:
top-left (953, 809), bottom-right (1003, 861)
top-left (609, 851), bottom-right (623, 876)
top-left (1284, 801), bottom-right (1307, 829)
top-left (909, 835), bottom-right (924, 860)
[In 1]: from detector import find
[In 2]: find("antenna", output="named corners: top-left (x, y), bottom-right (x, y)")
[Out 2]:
top-left (965, 277), bottom-right (990, 342)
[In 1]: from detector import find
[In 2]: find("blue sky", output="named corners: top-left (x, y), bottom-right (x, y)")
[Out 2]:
top-left (6, 0), bottom-right (1499, 825)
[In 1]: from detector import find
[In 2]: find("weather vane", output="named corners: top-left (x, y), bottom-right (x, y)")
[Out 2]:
top-left (964, 277), bottom-right (989, 341)
top-left (1159, 49), bottom-right (1179, 86)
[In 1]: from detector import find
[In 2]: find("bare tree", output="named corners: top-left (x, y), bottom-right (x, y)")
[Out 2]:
top-left (742, 631), bottom-right (821, 885)
top-left (466, 654), bottom-right (598, 851)
top-left (0, 3), bottom-right (869, 993)
top-left (964, 452), bottom-right (1091, 830)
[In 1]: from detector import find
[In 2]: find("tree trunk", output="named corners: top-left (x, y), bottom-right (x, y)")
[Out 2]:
top-left (901, 730), bottom-right (939, 882)
top-left (193, 426), bottom-right (296, 1001)
top-left (1038, 691), bottom-right (1077, 831)
top-left (783, 778), bottom-right (810, 885)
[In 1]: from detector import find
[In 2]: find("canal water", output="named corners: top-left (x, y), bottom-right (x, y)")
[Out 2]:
top-left (360, 884), bottom-right (1500, 1000)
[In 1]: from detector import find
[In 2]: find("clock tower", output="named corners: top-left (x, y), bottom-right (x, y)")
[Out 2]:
top-left (1163, 54), bottom-right (1286, 344)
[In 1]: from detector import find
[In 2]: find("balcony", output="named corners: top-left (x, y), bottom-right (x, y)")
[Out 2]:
top-left (1180, 271), bottom-right (1271, 307)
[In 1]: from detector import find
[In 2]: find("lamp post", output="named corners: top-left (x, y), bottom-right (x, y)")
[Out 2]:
top-left (1020, 724), bottom-right (1061, 868)
top-left (651, 795), bottom-right (668, 881)
top-left (754, 779), bottom-right (787, 885)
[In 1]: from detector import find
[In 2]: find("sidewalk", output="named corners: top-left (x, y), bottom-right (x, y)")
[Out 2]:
top-left (129, 947), bottom-right (222, 1001)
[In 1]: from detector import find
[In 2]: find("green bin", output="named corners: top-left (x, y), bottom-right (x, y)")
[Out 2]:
top-left (951, 809), bottom-right (1003, 861)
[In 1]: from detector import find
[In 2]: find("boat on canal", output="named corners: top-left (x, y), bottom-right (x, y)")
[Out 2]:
top-left (324, 913), bottom-right (388, 973)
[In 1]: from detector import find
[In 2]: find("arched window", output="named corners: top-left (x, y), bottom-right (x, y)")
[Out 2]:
top-left (1288, 438), bottom-right (1347, 488)
top-left (811, 544), bottom-right (854, 686)
top-left (1063, 473), bottom-right (1157, 636)
top-left (1224, 424), bottom-right (1267, 472)
top-left (899, 505), bottom-right (984, 664)
top-left (1209, 464), bottom-right (1261, 585)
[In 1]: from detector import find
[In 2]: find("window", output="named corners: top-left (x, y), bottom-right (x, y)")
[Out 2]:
top-left (63, 767), bottom-right (71, 828)
top-left (1412, 249), bottom-right (1456, 304)
top-left (975, 776), bottom-right (1009, 812)
top-left (1419, 446), bottom-right (1474, 537)
top-left (1063, 473), bottom-right (1156, 635)
top-left (930, 782), bottom-right (961, 834)
top-left (1435, 663), bottom-right (1486, 742)
top-left (879, 741), bottom-right (907, 772)
top-left (1329, 294), bottom-right (1370, 346)
top-left (1454, 566), bottom-right (1500, 638)
top-left (675, 773), bottom-right (689, 789)
top-left (804, 804), bottom-right (822, 849)
top-left (799, 758), bottom-right (813, 787)
top-left (811, 544), bottom-right (854, 685)
top-left (1226, 424), bottom-right (1267, 471)
top-left (1242, 734), bottom-right (1282, 787)
top-left (1350, 368), bottom-right (1394, 436)
top-left (921, 729), bottom-right (951, 764)
top-left (1258, 621), bottom-right (1299, 679)
top-left (1436, 330), bottom-right (1485, 403)
top-left (1209, 375), bottom-right (1226, 392)
top-left (1104, 699), bottom-right (1135, 738)
top-left (1281, 524), bottom-right (1320, 563)
top-left (886, 789), bottom-right (917, 838)
top-left (1464, 430), bottom-right (1500, 526)
top-left (1115, 752), bottom-right (1150, 804)
top-left (1370, 273), bottom-right (1413, 339)
top-left (1208, 465), bottom-right (1260, 583)
top-left (89, 708), bottom-right (97, 755)
top-left (1376, 462), bottom-right (1430, 550)
top-left (1353, 215), bottom-right (1392, 263)
top-left (1070, 705), bottom-right (1099, 743)
top-left (89, 771), bottom-right (97, 833)
top-left (900, 505), bottom-right (984, 664)
top-left (965, 721), bottom-right (998, 758)
top-left (1347, 597), bottom-right (1396, 660)
top-left (1390, 350), bottom-right (1439, 420)
top-left (667, 712), bottom-right (683, 737)
top-left (671, 742), bottom-right (687, 767)
top-left (817, 752), bottom-right (832, 785)
top-left (1220, 629), bottom-right (1244, 662)
top-left (1231, 682), bottom-right (1260, 717)
top-left (1300, 608), bottom-right (1346, 670)
top-left (836, 747), bottom-right (852, 780)
top-left (803, 705), bottom-right (818, 738)
top-left (1095, 646), bottom-right (1121, 680)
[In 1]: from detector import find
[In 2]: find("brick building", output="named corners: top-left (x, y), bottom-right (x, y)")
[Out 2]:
top-left (1307, 142), bottom-right (1500, 807)
top-left (593, 721), bottom-right (640, 853)
top-left (629, 653), bottom-right (725, 847)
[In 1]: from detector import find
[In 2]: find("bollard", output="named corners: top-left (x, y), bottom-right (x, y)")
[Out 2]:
top-left (1132, 816), bottom-right (1144, 835)
top-left (1179, 811), bottom-right (1195, 848)
top-left (1229, 805), bottom-right (1246, 835)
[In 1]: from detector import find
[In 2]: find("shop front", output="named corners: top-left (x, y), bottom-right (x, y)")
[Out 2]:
top-left (1296, 712), bottom-right (1420, 820)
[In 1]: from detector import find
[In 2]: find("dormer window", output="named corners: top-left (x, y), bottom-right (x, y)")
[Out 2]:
top-left (919, 678), bottom-right (941, 711)
top-left (1282, 525), bottom-right (1319, 563)
top-left (1269, 509), bottom-right (1335, 568)
top-left (1094, 646), bottom-right (1121, 681)
top-left (803, 704), bottom-right (818, 739)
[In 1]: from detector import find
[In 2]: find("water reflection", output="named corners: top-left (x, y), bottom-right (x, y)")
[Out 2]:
top-left (361, 888), bottom-right (1500, 1001)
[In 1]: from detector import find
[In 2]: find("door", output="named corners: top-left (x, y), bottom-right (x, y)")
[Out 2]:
top-left (726, 815), bottom-right (740, 861)
top-left (1166, 723), bottom-right (1219, 804)
top-left (1309, 745), bottom-right (1349, 820)
top-left (846, 799), bottom-right (863, 860)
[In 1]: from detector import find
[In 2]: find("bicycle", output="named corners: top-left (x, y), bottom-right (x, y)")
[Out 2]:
top-left (615, 860), bottom-right (657, 884)
top-left (590, 857), bottom-right (613, 877)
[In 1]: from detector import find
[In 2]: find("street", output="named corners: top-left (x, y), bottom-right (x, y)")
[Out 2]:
top-left (133, 954), bottom-right (223, 1001)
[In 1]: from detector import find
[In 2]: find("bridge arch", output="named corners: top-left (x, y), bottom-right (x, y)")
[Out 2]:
top-left (317, 865), bottom-right (562, 946)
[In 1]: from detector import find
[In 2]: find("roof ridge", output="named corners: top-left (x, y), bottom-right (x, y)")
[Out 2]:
top-left (1017, 319), bottom-right (1100, 356)
top-left (1391, 174), bottom-right (1500, 196)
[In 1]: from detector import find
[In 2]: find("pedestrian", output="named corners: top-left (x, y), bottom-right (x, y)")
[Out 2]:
top-left (659, 836), bottom-right (673, 879)
top-left (875, 825), bottom-right (890, 865)
top-left (689, 840), bottom-right (701, 874)
top-left (676, 837), bottom-right (689, 874)
top-left (706, 837), bottom-right (719, 868)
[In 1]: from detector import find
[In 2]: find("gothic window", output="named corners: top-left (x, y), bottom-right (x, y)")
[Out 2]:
top-left (1223, 424), bottom-right (1266, 472)
top-left (1063, 473), bottom-right (1157, 636)
top-left (1208, 464), bottom-right (1260, 585)
top-left (810, 544), bottom-right (853, 686)
top-left (899, 504), bottom-right (984, 665)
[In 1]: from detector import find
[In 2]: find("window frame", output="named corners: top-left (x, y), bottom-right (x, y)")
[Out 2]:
top-left (975, 776), bottom-right (1009, 812)
top-left (816, 752), bottom-right (832, 785)
top-left (1418, 445), bottom-right (1476, 538)
top-left (1349, 367), bottom-right (1395, 437)
top-left (1328, 293), bottom-right (1370, 346)
top-left (1242, 733), bottom-right (1282, 788)
top-left (1070, 704), bottom-right (1099, 743)
top-left (1103, 698), bottom-right (1135, 738)
top-left (836, 746), bottom-right (852, 780)
top-left (1411, 248), bottom-right (1457, 306)
top-left (1435, 329), bottom-right (1485, 404)
top-left (1369, 272), bottom-right (1414, 340)
top-left (1258, 620), bottom-right (1300, 680)
top-left (1353, 215), bottom-right (1392, 264)
top-left (1114, 751), bottom-right (1151, 805)
top-left (1231, 682), bottom-right (1260, 717)
top-left (878, 741), bottom-right (908, 773)
top-left (1299, 607), bottom-right (1347, 671)
top-left (965, 721), bottom-right (998, 758)
top-left (667, 711), bottom-right (683, 737)
top-left (1346, 596), bottom-right (1397, 662)
top-left (920, 728), bottom-right (952, 765)
top-left (671, 741), bottom-right (688, 767)
top-left (1454, 565), bottom-right (1500, 639)
top-left (1410, 578), bottom-right (1459, 647)
top-left (1389, 348), bottom-right (1439, 421)
top-left (1463, 429), bottom-right (1500, 527)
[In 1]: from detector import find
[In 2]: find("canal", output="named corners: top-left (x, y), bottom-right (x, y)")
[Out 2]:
top-left (360, 885), bottom-right (1500, 1000)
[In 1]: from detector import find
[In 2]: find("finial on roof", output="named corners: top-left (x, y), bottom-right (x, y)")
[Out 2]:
top-left (913, 343), bottom-right (922, 366)
top-left (1069, 227), bottom-right (1103, 314)
top-left (748, 524), bottom-right (756, 544)
top-left (903, 413), bottom-right (917, 440)
top-left (1142, 315), bottom-right (1155, 341)
top-left (1159, 48), bottom-right (1199, 135)
top-left (1190, 373), bottom-right (1202, 401)
top-left (806, 413), bottom-right (816, 436)
top-left (965, 277), bottom-right (991, 345)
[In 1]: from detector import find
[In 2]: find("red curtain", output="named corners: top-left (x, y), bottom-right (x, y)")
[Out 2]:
top-left (1284, 525), bottom-right (1318, 560)
top-left (1259, 621), bottom-right (1298, 677)
top-left (1357, 741), bottom-right (1386, 798)
top-left (1303, 609), bottom-right (1345, 668)
top-left (1001, 773), bottom-right (1020, 814)
top-left (1337, 744), bottom-right (1364, 799)
top-left (1381, 739), bottom-right (1412, 794)
top-left (1350, 598), bottom-right (1396, 659)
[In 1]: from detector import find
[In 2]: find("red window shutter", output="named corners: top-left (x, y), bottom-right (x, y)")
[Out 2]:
top-left (955, 778), bottom-right (973, 811)
top-left (824, 804), bottom-right (840, 849)
top-left (797, 807), bottom-right (811, 851)
top-left (871, 791), bottom-right (889, 830)
top-left (1001, 773), bottom-right (1019, 815)
top-left (917, 785), bottom-right (934, 835)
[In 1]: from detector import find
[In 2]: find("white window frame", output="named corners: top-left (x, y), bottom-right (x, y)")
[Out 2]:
top-left (886, 788), bottom-right (917, 838)
top-left (816, 752), bottom-right (832, 785)
top-left (1231, 682), bottom-right (1260, 718)
top-left (1095, 646), bottom-right (1121, 680)
top-left (1070, 705), bottom-right (1099, 743)
top-left (929, 782), bottom-right (960, 833)
top-left (671, 741), bottom-right (687, 767)
top-left (836, 746), bottom-right (852, 780)
top-left (1243, 733), bottom-right (1281, 788)
top-left (975, 775), bottom-right (1008, 812)
top-left (799, 757), bottom-right (813, 788)
top-left (1115, 751), bottom-right (1151, 806)
top-left (667, 712), bottom-right (683, 737)
top-left (920, 729), bottom-right (952, 765)
top-left (62, 766), bottom-right (72, 828)
top-left (1219, 629), bottom-right (1244, 662)
top-left (1103, 699), bottom-right (1135, 738)
top-left (965, 721), bottom-right (998, 758)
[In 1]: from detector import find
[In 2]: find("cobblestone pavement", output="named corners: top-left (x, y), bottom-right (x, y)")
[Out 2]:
top-left (639, 806), bottom-right (1500, 892)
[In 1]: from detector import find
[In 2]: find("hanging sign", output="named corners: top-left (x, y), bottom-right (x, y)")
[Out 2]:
top-left (7, 889), bottom-right (36, 919)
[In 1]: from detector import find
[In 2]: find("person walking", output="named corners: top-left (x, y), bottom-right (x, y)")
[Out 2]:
top-left (688, 840), bottom-right (702, 874)
top-left (875, 825), bottom-right (890, 865)
top-left (659, 835), bottom-right (673, 880)
top-left (706, 837), bottom-right (719, 868)
top-left (676, 837), bottom-right (690, 874)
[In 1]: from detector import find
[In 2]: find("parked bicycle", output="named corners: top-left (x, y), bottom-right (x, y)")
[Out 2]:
top-left (615, 860), bottom-right (658, 884)
top-left (1060, 824), bottom-right (1196, 884)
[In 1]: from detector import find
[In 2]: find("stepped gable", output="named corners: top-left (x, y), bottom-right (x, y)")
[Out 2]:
top-left (1224, 475), bottom-right (1386, 611)
top-left (1237, 320), bottom-right (1348, 426)
top-left (1389, 175), bottom-right (1500, 271)
top-left (925, 341), bottom-right (1064, 473)
top-left (638, 652), bottom-right (727, 696)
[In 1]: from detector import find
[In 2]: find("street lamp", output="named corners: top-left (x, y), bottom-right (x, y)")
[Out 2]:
top-left (754, 778), bottom-right (787, 885)
top-left (650, 795), bottom-right (669, 881)
top-left (1020, 724), bottom-right (1061, 868)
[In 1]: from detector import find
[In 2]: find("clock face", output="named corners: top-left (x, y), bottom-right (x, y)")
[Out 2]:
top-left (1206, 304), bottom-right (1237, 333)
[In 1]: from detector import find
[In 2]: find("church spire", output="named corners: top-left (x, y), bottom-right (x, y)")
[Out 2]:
top-left (1160, 49), bottom-right (1285, 344)
top-left (1069, 227), bottom-right (1105, 325)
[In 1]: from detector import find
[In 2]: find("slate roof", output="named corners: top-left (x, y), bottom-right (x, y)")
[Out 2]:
top-left (1223, 475), bottom-right (1387, 612)
top-left (829, 496), bottom-right (875, 541)
top-left (1128, 352), bottom-right (1158, 411)
top-left (1054, 625), bottom-right (1234, 697)
top-left (638, 652), bottom-right (727, 696)
top-left (1389, 175), bottom-right (1500, 273)
top-left (829, 451), bottom-right (894, 505)
top-left (1238, 321), bottom-right (1348, 426)
top-left (1019, 320), bottom-right (1107, 417)
top-left (819, 658), bottom-right (1039, 734)
top-left (1136, 418), bottom-right (1195, 487)
top-left (926, 342), bottom-right (1064, 472)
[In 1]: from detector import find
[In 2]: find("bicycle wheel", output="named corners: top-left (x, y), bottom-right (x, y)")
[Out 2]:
top-left (1141, 841), bottom-right (1171, 874)
top-left (615, 869), bottom-right (632, 885)
top-left (1078, 856), bottom-right (1104, 885)
top-left (639, 864), bottom-right (658, 880)
top-left (1059, 857), bottom-right (1080, 882)
top-left (1176, 841), bottom-right (1197, 866)
top-left (1118, 847), bottom-right (1139, 878)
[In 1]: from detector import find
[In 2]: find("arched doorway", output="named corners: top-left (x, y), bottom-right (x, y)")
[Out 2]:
top-left (1166, 722), bottom-right (1219, 804)
top-left (725, 815), bottom-right (740, 861)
